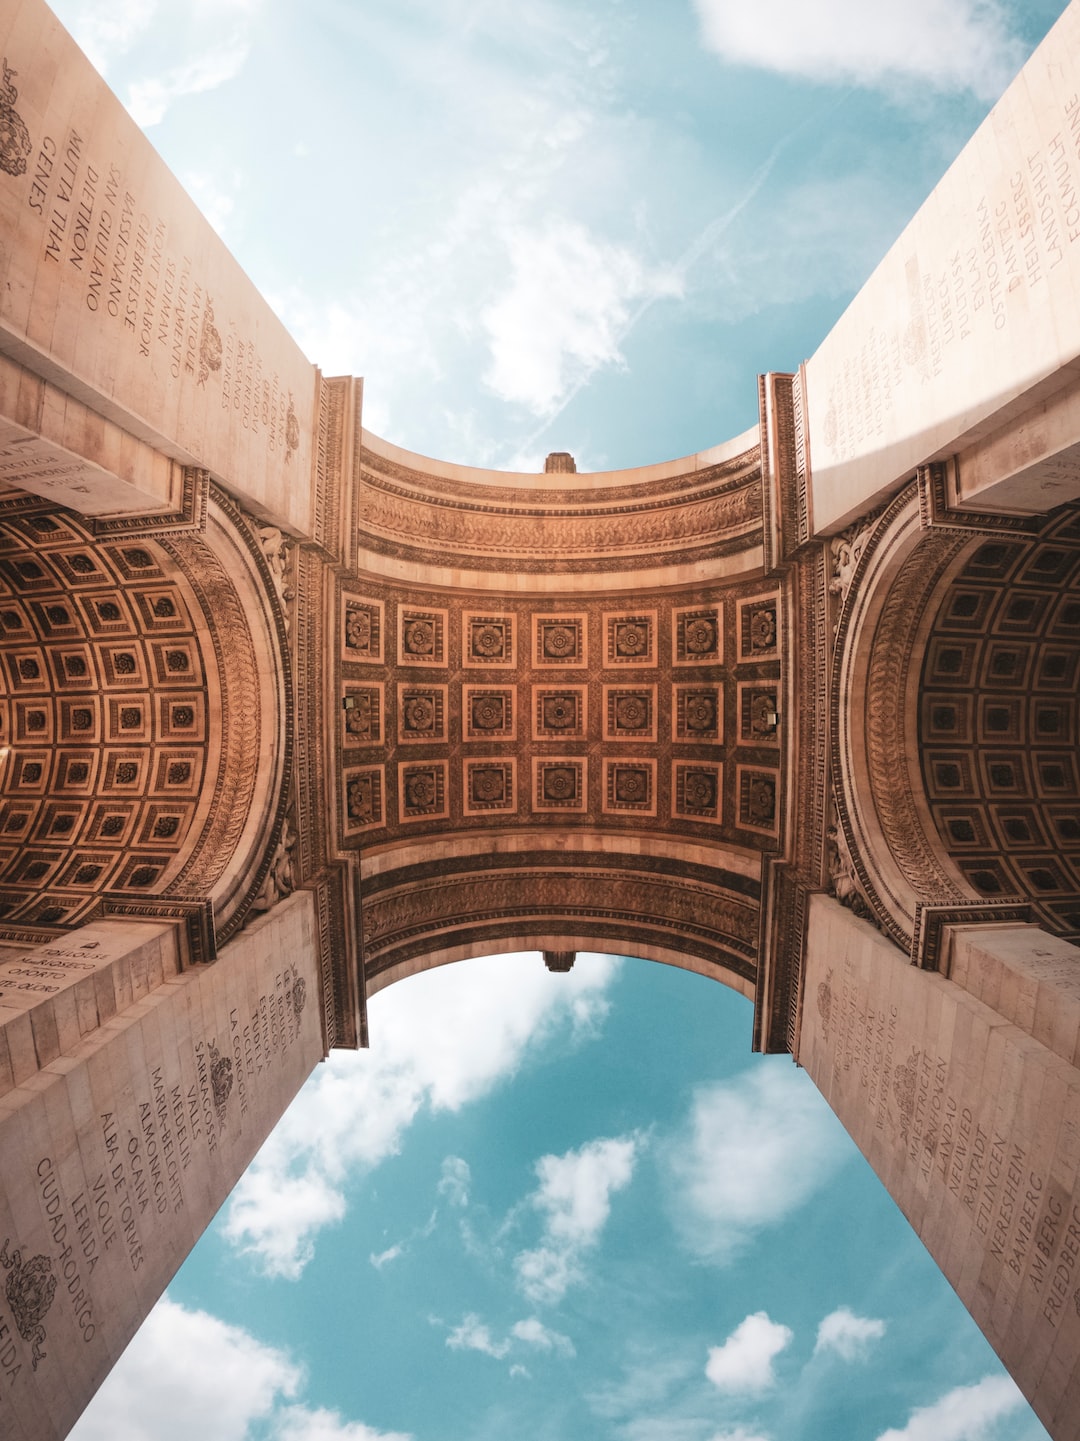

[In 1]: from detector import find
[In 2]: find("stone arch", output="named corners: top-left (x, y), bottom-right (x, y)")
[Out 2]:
top-left (0, 487), bottom-right (291, 954)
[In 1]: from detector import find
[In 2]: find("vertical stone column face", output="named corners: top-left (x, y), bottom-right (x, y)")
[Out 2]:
top-left (803, 3), bottom-right (1080, 533)
top-left (0, 893), bottom-right (323, 1441)
top-left (801, 894), bottom-right (1080, 1441)
top-left (0, 0), bottom-right (318, 533)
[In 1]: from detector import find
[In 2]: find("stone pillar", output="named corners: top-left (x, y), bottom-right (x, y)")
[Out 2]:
top-left (0, 894), bottom-right (324, 1441)
top-left (803, 1), bottom-right (1080, 534)
top-left (799, 894), bottom-right (1080, 1441)
top-left (0, 0), bottom-right (319, 534)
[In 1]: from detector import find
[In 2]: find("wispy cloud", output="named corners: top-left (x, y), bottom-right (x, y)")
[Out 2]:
top-left (662, 1064), bottom-right (849, 1263)
top-left (514, 1132), bottom-right (641, 1304)
top-left (446, 1314), bottom-right (512, 1360)
top-left (481, 219), bottom-right (681, 417)
top-left (223, 954), bottom-right (620, 1278)
top-left (127, 40), bottom-right (250, 126)
top-left (813, 1306), bottom-right (886, 1361)
top-left (691, 0), bottom-right (1025, 101)
top-left (874, 1375), bottom-right (1028, 1441)
top-left (67, 1298), bottom-right (409, 1441)
top-left (705, 1312), bottom-right (793, 1394)
top-left (438, 1156), bottom-right (472, 1208)
top-left (511, 1317), bottom-right (575, 1357)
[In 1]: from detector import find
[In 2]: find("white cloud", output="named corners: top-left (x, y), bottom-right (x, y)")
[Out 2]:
top-left (875, 1375), bottom-right (1028, 1441)
top-left (181, 170), bottom-right (238, 238)
top-left (814, 1306), bottom-right (886, 1361)
top-left (369, 1244), bottom-right (404, 1271)
top-left (52, 0), bottom-right (159, 75)
top-left (709, 1431), bottom-right (773, 1441)
top-left (514, 1132), bottom-right (640, 1303)
top-left (663, 1063), bottom-right (849, 1263)
top-left (274, 1409), bottom-right (412, 1441)
top-left (446, 1314), bottom-right (511, 1360)
top-left (223, 953), bottom-right (620, 1278)
top-left (68, 1296), bottom-right (299, 1441)
top-left (511, 1317), bottom-right (575, 1357)
top-left (68, 1298), bottom-right (409, 1441)
top-left (438, 1155), bottom-right (471, 1207)
top-left (705, 1312), bottom-right (793, 1394)
top-left (481, 219), bottom-right (681, 416)
top-left (691, 0), bottom-right (1024, 102)
top-left (126, 40), bottom-right (250, 126)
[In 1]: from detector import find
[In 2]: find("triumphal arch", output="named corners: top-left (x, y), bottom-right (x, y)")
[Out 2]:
top-left (4, 1), bottom-right (1080, 1436)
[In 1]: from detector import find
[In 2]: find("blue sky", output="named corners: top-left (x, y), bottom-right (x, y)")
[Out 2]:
top-left (46, 0), bottom-right (1073, 1437)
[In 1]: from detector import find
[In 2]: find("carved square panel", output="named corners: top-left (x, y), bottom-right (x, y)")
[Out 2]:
top-left (29, 597), bottom-right (81, 640)
top-left (464, 686), bottom-right (515, 741)
top-left (399, 607), bottom-right (448, 667)
top-left (463, 613), bottom-right (516, 668)
top-left (995, 590), bottom-right (1052, 633)
top-left (9, 752), bottom-right (50, 793)
top-left (136, 802), bottom-right (196, 847)
top-left (56, 851), bottom-right (122, 889)
top-left (959, 539), bottom-right (1026, 581)
top-left (106, 544), bottom-right (165, 582)
top-left (156, 695), bottom-right (204, 741)
top-left (938, 587), bottom-right (996, 631)
top-left (736, 682), bottom-right (777, 747)
top-left (100, 644), bottom-right (148, 688)
top-left (676, 684), bottom-right (723, 744)
top-left (1049, 592), bottom-right (1080, 640)
top-left (977, 696), bottom-right (1024, 744)
top-left (533, 757), bottom-right (587, 812)
top-left (80, 591), bottom-right (137, 636)
top-left (53, 549), bottom-right (109, 587)
top-left (673, 605), bottom-right (722, 666)
top-left (0, 600), bottom-right (33, 640)
top-left (55, 751), bottom-right (98, 794)
top-left (51, 646), bottom-right (97, 690)
top-left (671, 761), bottom-right (722, 821)
top-left (737, 594), bottom-right (779, 662)
top-left (85, 801), bottom-right (138, 845)
top-left (920, 694), bottom-right (973, 744)
top-left (533, 614), bottom-right (587, 668)
top-left (1030, 697), bottom-right (1074, 743)
top-left (462, 758), bottom-right (517, 814)
top-left (103, 751), bottom-right (148, 794)
top-left (7, 647), bottom-right (49, 691)
top-left (149, 639), bottom-right (202, 687)
top-left (0, 800), bottom-right (39, 837)
top-left (59, 697), bottom-right (101, 744)
top-left (1047, 806), bottom-right (1080, 847)
top-left (736, 764), bottom-right (780, 836)
top-left (603, 758), bottom-right (657, 815)
top-left (925, 751), bottom-right (975, 798)
top-left (532, 685), bottom-right (587, 740)
top-left (978, 641), bottom-right (1031, 689)
top-left (917, 639), bottom-right (974, 688)
top-left (153, 751), bottom-right (204, 796)
top-left (343, 684), bottom-right (384, 747)
top-left (105, 696), bottom-right (148, 744)
top-left (1036, 648), bottom-right (1080, 690)
top-left (131, 589), bottom-right (190, 632)
top-left (979, 751), bottom-right (1031, 796)
top-left (114, 853), bottom-right (172, 891)
top-left (10, 849), bottom-right (64, 887)
top-left (398, 761), bottom-right (449, 822)
top-left (1034, 751), bottom-right (1080, 796)
top-left (604, 611), bottom-right (657, 667)
top-left (341, 594), bottom-right (385, 664)
top-left (344, 765), bottom-right (385, 834)
top-left (933, 806), bottom-right (992, 850)
top-left (0, 556), bottom-right (55, 593)
top-left (397, 684), bottom-right (448, 743)
top-left (989, 805), bottom-right (1048, 851)
top-left (34, 801), bottom-right (87, 844)
top-left (604, 686), bottom-right (657, 741)
top-left (13, 698), bottom-right (54, 744)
